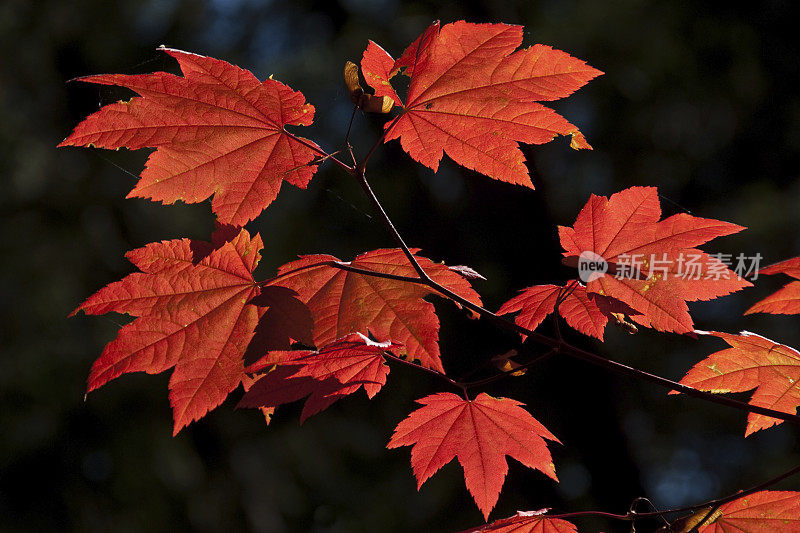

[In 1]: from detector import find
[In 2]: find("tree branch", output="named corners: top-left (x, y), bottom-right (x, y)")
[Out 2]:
top-left (540, 462), bottom-right (800, 527)
top-left (352, 166), bottom-right (432, 281)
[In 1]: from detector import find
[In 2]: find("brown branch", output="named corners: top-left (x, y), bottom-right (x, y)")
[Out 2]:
top-left (281, 127), bottom-right (355, 174)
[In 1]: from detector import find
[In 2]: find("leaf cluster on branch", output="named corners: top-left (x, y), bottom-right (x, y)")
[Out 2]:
top-left (62, 20), bottom-right (800, 531)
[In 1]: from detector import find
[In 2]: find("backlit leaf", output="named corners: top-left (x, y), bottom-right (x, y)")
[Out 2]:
top-left (60, 47), bottom-right (320, 226)
top-left (238, 333), bottom-right (398, 422)
top-left (361, 21), bottom-right (601, 187)
top-left (558, 187), bottom-right (749, 333)
top-left (267, 248), bottom-right (482, 372)
top-left (388, 392), bottom-right (559, 519)
top-left (676, 331), bottom-right (800, 436)
top-left (73, 227), bottom-right (310, 434)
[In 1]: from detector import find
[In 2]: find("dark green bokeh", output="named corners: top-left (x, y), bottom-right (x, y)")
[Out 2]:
top-left (2, 0), bottom-right (799, 531)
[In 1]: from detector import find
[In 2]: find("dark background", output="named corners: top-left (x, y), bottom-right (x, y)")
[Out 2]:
top-left (2, 0), bottom-right (800, 531)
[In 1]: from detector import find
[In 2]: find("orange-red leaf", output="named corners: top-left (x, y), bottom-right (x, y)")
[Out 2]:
top-left (362, 21), bottom-right (601, 187)
top-left (238, 333), bottom-right (397, 422)
top-left (696, 491), bottom-right (800, 532)
top-left (59, 47), bottom-right (319, 226)
top-left (360, 41), bottom-right (403, 106)
top-left (558, 187), bottom-right (750, 333)
top-left (497, 282), bottom-right (635, 340)
top-left (267, 248), bottom-right (482, 372)
top-left (676, 331), bottom-right (800, 436)
top-left (746, 257), bottom-right (800, 315)
top-left (461, 509), bottom-right (578, 533)
top-left (388, 392), bottom-right (560, 520)
top-left (73, 227), bottom-right (311, 434)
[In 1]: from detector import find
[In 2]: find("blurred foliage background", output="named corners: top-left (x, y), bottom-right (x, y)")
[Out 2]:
top-left (2, 0), bottom-right (800, 531)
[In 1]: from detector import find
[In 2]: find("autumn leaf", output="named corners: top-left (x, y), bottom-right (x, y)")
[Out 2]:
top-left (360, 40), bottom-right (403, 106)
top-left (72, 227), bottom-right (311, 434)
top-left (360, 21), bottom-right (601, 187)
top-left (460, 509), bottom-right (578, 533)
top-left (680, 491), bottom-right (800, 532)
top-left (388, 392), bottom-right (560, 520)
top-left (59, 47), bottom-right (320, 226)
top-left (497, 282), bottom-right (636, 340)
top-left (746, 257), bottom-right (800, 315)
top-left (675, 331), bottom-right (800, 436)
top-left (238, 333), bottom-right (397, 422)
top-left (267, 248), bottom-right (483, 373)
top-left (558, 187), bottom-right (750, 333)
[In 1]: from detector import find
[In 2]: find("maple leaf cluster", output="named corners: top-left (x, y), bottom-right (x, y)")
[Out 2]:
top-left (499, 186), bottom-right (750, 338)
top-left (62, 21), bottom-right (604, 518)
top-left (61, 19), bottom-right (800, 528)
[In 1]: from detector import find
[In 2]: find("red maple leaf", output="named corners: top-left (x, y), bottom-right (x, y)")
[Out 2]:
top-left (746, 257), bottom-right (800, 315)
top-left (72, 227), bottom-right (311, 434)
top-left (497, 282), bottom-right (636, 340)
top-left (388, 392), bottom-right (560, 520)
top-left (267, 248), bottom-right (483, 372)
top-left (675, 331), bottom-right (800, 436)
top-left (59, 47), bottom-right (319, 226)
top-left (558, 187), bottom-right (750, 333)
top-left (694, 491), bottom-right (800, 532)
top-left (238, 333), bottom-right (398, 422)
top-left (360, 21), bottom-right (601, 187)
top-left (460, 509), bottom-right (577, 533)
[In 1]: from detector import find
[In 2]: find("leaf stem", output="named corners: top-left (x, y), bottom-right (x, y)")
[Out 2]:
top-left (282, 127), bottom-right (355, 174)
top-left (343, 104), bottom-right (358, 166)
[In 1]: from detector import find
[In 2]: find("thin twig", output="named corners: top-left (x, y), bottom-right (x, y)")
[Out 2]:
top-left (382, 352), bottom-right (467, 397)
top-left (262, 260), bottom-right (429, 286)
top-left (542, 462), bottom-right (800, 524)
top-left (344, 104), bottom-right (358, 166)
top-left (629, 497), bottom-right (670, 528)
top-left (282, 127), bottom-right (354, 173)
